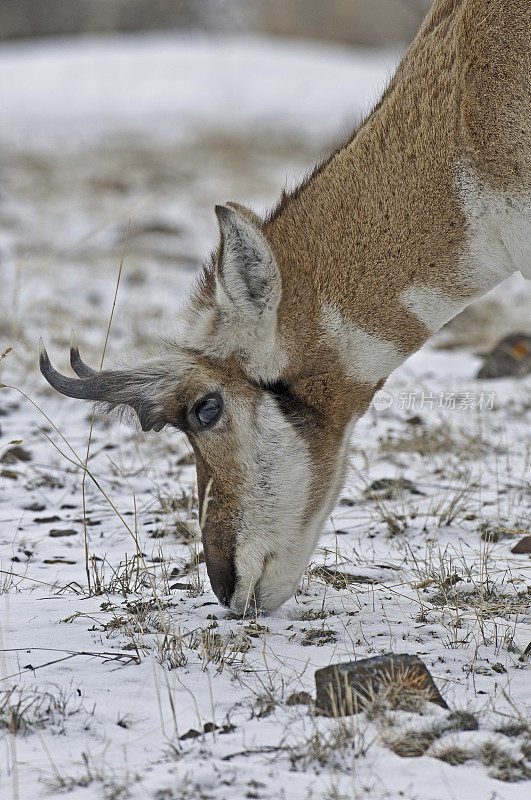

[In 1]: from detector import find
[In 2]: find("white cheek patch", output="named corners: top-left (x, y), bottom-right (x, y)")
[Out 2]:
top-left (456, 163), bottom-right (530, 286)
top-left (321, 303), bottom-right (404, 384)
top-left (399, 285), bottom-right (470, 334)
top-left (230, 395), bottom-right (314, 613)
top-left (229, 398), bottom-right (359, 614)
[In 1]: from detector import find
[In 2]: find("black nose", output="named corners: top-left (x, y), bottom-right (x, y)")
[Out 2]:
top-left (209, 571), bottom-right (233, 607)
top-left (201, 534), bottom-right (236, 608)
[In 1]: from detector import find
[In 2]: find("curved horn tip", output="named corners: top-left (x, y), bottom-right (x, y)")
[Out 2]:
top-left (69, 333), bottom-right (96, 377)
top-left (39, 338), bottom-right (50, 368)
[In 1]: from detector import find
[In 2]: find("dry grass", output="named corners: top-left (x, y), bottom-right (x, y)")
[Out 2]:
top-left (45, 751), bottom-right (139, 798)
top-left (288, 719), bottom-right (368, 771)
top-left (0, 683), bottom-right (82, 736)
top-left (384, 726), bottom-right (442, 758)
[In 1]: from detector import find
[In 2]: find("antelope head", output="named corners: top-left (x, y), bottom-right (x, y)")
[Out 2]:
top-left (40, 203), bottom-right (368, 614)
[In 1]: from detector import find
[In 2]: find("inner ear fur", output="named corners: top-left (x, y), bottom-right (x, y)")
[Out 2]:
top-left (214, 203), bottom-right (281, 319)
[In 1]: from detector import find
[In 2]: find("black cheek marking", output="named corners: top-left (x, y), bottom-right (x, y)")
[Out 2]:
top-left (260, 380), bottom-right (297, 419)
top-left (260, 380), bottom-right (316, 425)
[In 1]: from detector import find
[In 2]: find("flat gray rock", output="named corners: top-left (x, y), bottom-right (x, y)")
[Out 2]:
top-left (315, 653), bottom-right (447, 717)
top-left (477, 333), bottom-right (531, 379)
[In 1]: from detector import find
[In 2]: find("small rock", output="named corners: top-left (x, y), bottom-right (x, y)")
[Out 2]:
top-left (203, 721), bottom-right (218, 733)
top-left (519, 642), bottom-right (531, 662)
top-left (339, 497), bottom-right (356, 507)
top-left (315, 653), bottom-right (447, 717)
top-left (492, 662), bottom-right (507, 674)
top-left (23, 502), bottom-right (46, 512)
top-left (0, 445), bottom-right (32, 464)
top-left (179, 728), bottom-right (201, 740)
top-left (1, 469), bottom-right (18, 480)
top-left (511, 536), bottom-right (531, 554)
top-left (34, 515), bottom-right (61, 524)
top-left (49, 529), bottom-right (77, 538)
top-left (477, 333), bottom-right (531, 379)
top-left (367, 478), bottom-right (423, 497)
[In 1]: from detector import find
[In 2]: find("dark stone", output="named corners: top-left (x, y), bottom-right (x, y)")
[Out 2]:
top-left (203, 721), bottom-right (218, 733)
top-left (23, 502), bottom-right (46, 512)
top-left (49, 529), bottom-right (77, 537)
top-left (492, 662), bottom-right (507, 674)
top-left (339, 497), bottom-right (356, 506)
top-left (367, 478), bottom-right (423, 497)
top-left (511, 536), bottom-right (531, 554)
top-left (34, 515), bottom-right (61, 523)
top-left (179, 728), bottom-right (201, 740)
top-left (477, 333), bottom-right (531, 379)
top-left (315, 653), bottom-right (448, 717)
top-left (0, 445), bottom-right (32, 464)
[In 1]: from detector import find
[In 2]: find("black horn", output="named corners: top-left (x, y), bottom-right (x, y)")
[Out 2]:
top-left (39, 338), bottom-right (168, 432)
top-left (39, 338), bottom-right (127, 401)
top-left (70, 330), bottom-right (97, 378)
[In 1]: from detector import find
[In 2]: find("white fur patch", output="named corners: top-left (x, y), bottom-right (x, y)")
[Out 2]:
top-left (400, 285), bottom-right (469, 334)
top-left (184, 300), bottom-right (289, 384)
top-left (227, 384), bottom-right (366, 615)
top-left (229, 394), bottom-right (314, 614)
top-left (321, 303), bottom-right (404, 384)
top-left (183, 305), bottom-right (217, 351)
top-left (456, 164), bottom-right (530, 286)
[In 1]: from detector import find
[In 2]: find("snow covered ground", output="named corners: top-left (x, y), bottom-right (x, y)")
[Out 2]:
top-left (0, 33), bottom-right (530, 800)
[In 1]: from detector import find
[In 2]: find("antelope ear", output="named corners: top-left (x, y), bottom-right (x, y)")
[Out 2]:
top-left (214, 204), bottom-right (281, 320)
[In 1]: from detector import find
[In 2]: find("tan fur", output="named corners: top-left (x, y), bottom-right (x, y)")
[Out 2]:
top-left (42, 1), bottom-right (530, 613)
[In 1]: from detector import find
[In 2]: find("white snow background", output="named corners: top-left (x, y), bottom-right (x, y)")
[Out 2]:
top-left (0, 32), bottom-right (530, 800)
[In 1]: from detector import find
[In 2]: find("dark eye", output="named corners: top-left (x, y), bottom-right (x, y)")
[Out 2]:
top-left (192, 395), bottom-right (223, 429)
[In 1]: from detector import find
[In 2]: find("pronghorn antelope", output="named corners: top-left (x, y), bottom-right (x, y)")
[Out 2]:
top-left (40, 0), bottom-right (530, 614)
